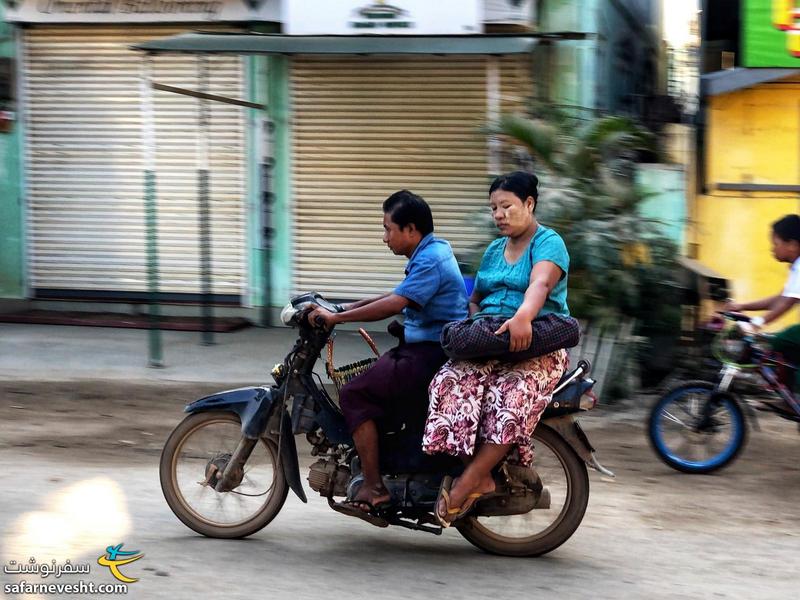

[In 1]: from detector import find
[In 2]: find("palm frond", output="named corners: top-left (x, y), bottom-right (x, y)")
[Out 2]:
top-left (491, 114), bottom-right (560, 173)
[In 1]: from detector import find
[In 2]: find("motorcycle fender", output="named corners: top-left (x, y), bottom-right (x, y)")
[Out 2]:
top-left (185, 386), bottom-right (278, 440)
top-left (542, 415), bottom-right (594, 464)
top-left (278, 410), bottom-right (308, 503)
top-left (542, 415), bottom-right (615, 477)
top-left (186, 387), bottom-right (308, 503)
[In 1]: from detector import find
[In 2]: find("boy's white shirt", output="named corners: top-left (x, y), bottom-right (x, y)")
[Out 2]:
top-left (782, 257), bottom-right (800, 299)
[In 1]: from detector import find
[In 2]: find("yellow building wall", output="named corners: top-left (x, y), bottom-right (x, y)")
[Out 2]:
top-left (694, 79), bottom-right (800, 330)
top-left (706, 82), bottom-right (800, 185)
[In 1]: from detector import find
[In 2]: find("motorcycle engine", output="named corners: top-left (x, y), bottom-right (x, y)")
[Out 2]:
top-left (307, 458), bottom-right (350, 498)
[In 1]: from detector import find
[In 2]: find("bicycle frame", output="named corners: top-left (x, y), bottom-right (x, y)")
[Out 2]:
top-left (751, 346), bottom-right (800, 416)
top-left (712, 333), bottom-right (800, 421)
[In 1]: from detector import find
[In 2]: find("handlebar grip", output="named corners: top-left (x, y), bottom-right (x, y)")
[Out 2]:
top-left (719, 311), bottom-right (752, 322)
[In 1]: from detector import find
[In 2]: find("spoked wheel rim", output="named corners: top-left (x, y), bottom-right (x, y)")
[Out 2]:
top-left (464, 430), bottom-right (575, 545)
top-left (170, 414), bottom-right (280, 528)
top-left (653, 387), bottom-right (743, 470)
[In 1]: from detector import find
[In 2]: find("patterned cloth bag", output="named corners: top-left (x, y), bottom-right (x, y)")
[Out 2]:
top-left (440, 313), bottom-right (580, 362)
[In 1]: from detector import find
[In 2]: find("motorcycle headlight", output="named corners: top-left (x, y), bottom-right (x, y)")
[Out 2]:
top-left (280, 303), bottom-right (298, 326)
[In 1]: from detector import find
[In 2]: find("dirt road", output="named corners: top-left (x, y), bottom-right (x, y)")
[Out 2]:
top-left (1, 381), bottom-right (798, 599)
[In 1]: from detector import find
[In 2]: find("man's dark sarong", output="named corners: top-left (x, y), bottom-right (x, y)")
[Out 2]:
top-left (339, 342), bottom-right (447, 434)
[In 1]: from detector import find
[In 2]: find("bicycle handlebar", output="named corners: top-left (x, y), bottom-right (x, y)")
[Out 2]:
top-left (718, 311), bottom-right (752, 323)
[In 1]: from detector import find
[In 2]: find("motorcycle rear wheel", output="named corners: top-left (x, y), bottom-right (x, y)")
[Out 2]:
top-left (160, 410), bottom-right (288, 538)
top-left (456, 425), bottom-right (589, 557)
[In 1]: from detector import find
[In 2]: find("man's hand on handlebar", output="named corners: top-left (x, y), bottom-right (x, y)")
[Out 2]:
top-left (716, 310), bottom-right (766, 336)
top-left (718, 310), bottom-right (751, 322)
top-left (307, 306), bottom-right (339, 330)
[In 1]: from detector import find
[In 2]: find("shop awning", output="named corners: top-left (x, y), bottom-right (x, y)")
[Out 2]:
top-left (133, 33), bottom-right (538, 55)
top-left (701, 68), bottom-right (800, 96)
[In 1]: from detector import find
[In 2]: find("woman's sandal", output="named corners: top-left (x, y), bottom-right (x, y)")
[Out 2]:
top-left (435, 476), bottom-right (490, 528)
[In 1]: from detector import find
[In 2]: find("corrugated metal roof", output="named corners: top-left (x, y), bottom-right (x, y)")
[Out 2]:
top-left (133, 33), bottom-right (538, 55)
top-left (701, 68), bottom-right (800, 96)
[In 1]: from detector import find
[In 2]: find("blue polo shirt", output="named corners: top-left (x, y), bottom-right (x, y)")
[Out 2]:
top-left (394, 233), bottom-right (468, 344)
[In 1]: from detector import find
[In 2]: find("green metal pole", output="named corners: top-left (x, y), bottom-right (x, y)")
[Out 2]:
top-left (141, 54), bottom-right (163, 367)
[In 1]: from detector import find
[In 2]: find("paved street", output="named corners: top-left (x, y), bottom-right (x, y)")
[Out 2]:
top-left (1, 379), bottom-right (798, 600)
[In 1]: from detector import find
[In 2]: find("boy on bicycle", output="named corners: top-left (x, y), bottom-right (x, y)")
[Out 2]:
top-left (727, 214), bottom-right (800, 402)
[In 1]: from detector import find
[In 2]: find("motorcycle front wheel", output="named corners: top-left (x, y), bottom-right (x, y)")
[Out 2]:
top-left (456, 425), bottom-right (589, 557)
top-left (648, 380), bottom-right (747, 474)
top-left (160, 410), bottom-right (288, 538)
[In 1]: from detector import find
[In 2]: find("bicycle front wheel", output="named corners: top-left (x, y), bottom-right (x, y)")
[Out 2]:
top-left (648, 381), bottom-right (746, 474)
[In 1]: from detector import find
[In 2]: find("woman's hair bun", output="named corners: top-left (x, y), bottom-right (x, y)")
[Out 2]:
top-left (489, 171), bottom-right (539, 202)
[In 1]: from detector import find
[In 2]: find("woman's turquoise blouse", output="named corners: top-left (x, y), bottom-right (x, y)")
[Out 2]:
top-left (474, 225), bottom-right (570, 318)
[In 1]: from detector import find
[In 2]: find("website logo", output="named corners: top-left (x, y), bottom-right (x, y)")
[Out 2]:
top-left (96, 543), bottom-right (143, 584)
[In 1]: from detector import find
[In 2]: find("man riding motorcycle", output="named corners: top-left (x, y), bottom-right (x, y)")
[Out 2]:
top-left (308, 189), bottom-right (468, 524)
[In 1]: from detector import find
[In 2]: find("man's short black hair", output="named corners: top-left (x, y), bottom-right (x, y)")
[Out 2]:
top-left (772, 214), bottom-right (800, 243)
top-left (382, 190), bottom-right (434, 236)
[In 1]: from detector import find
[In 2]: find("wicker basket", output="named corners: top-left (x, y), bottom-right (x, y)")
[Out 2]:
top-left (326, 328), bottom-right (381, 392)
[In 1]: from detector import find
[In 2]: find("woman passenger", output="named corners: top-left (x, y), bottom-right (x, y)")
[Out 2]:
top-left (421, 171), bottom-right (572, 527)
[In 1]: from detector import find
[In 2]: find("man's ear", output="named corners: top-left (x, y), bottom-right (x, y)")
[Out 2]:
top-left (404, 222), bottom-right (419, 236)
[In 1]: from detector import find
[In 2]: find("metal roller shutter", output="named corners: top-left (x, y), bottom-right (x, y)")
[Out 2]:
top-left (498, 54), bottom-right (535, 173)
top-left (290, 55), bottom-right (493, 299)
top-left (499, 54), bottom-right (533, 114)
top-left (24, 26), bottom-right (246, 297)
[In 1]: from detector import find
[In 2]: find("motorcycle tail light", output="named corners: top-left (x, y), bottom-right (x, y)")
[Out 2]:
top-left (579, 390), bottom-right (598, 411)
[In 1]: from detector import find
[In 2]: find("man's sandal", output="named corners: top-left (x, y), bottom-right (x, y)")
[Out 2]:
top-left (330, 498), bottom-right (390, 528)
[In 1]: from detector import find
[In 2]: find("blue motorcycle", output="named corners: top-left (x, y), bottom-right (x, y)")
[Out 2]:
top-left (159, 292), bottom-right (612, 556)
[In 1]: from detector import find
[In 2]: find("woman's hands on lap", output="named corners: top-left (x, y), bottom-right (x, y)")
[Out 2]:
top-left (494, 314), bottom-right (533, 352)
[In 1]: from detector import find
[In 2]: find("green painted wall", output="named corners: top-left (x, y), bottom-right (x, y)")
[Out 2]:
top-left (548, 40), bottom-right (598, 118)
top-left (238, 20), bottom-right (292, 317)
top-left (539, 0), bottom-right (599, 117)
top-left (637, 164), bottom-right (687, 252)
top-left (266, 55), bottom-right (292, 309)
top-left (0, 12), bottom-right (24, 299)
top-left (246, 55), bottom-right (267, 309)
top-left (539, 0), bottom-right (661, 119)
top-left (540, 0), bottom-right (596, 31)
